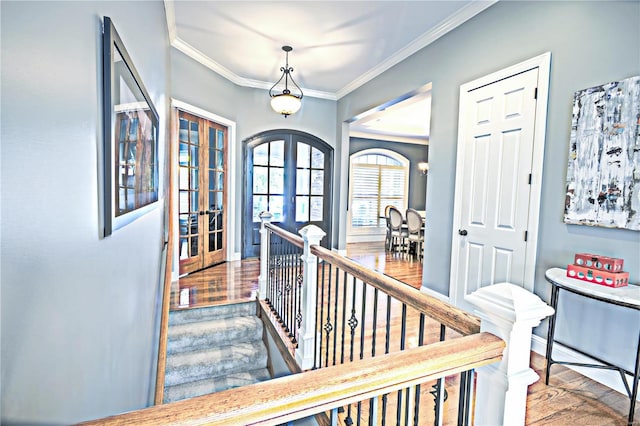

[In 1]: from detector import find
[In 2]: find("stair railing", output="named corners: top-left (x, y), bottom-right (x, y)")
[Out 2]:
top-left (80, 331), bottom-right (505, 425)
top-left (258, 214), bottom-right (554, 426)
top-left (82, 215), bottom-right (552, 425)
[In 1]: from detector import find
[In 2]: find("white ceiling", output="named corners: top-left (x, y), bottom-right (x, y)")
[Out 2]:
top-left (166, 0), bottom-right (495, 139)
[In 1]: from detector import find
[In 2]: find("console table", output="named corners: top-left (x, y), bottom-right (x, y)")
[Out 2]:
top-left (544, 267), bottom-right (640, 425)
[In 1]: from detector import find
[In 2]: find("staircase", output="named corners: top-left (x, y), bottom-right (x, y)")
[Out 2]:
top-left (163, 301), bottom-right (271, 403)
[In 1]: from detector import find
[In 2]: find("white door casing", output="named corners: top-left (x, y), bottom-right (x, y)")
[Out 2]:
top-left (450, 53), bottom-right (551, 311)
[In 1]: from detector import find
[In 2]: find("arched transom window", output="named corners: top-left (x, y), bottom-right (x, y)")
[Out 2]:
top-left (349, 149), bottom-right (409, 232)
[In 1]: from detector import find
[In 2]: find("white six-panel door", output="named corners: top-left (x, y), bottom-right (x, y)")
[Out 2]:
top-left (450, 53), bottom-right (551, 312)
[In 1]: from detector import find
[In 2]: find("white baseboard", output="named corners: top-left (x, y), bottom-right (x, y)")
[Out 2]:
top-left (531, 335), bottom-right (638, 401)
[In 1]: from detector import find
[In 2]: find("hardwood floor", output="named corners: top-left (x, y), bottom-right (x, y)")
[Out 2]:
top-left (170, 258), bottom-right (260, 310)
top-left (171, 242), bottom-right (637, 425)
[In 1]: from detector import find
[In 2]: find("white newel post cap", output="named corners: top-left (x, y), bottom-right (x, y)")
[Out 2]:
top-left (259, 211), bottom-right (273, 222)
top-left (299, 224), bottom-right (326, 245)
top-left (466, 283), bottom-right (555, 326)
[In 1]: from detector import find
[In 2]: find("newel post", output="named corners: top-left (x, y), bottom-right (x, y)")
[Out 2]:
top-left (467, 283), bottom-right (555, 426)
top-left (257, 211), bottom-right (273, 300)
top-left (296, 224), bottom-right (325, 370)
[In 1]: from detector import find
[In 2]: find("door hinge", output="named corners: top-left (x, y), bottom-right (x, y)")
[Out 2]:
top-left (524, 231), bottom-right (528, 242)
top-left (534, 87), bottom-right (538, 100)
top-left (528, 173), bottom-right (532, 185)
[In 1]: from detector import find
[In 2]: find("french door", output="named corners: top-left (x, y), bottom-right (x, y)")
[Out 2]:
top-left (243, 131), bottom-right (333, 258)
top-left (178, 110), bottom-right (227, 274)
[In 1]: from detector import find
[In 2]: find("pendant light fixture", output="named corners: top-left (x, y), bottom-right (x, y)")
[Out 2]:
top-left (269, 45), bottom-right (303, 117)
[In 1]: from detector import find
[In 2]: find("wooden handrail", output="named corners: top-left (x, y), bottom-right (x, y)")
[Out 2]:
top-left (81, 332), bottom-right (504, 426)
top-left (311, 245), bottom-right (480, 336)
top-left (264, 222), bottom-right (304, 248)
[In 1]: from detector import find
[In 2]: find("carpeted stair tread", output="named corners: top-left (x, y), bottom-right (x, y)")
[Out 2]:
top-left (167, 315), bottom-right (263, 355)
top-left (165, 342), bottom-right (268, 387)
top-left (163, 368), bottom-right (271, 403)
top-left (169, 302), bottom-right (256, 326)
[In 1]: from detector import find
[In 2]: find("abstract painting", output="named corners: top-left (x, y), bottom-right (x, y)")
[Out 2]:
top-left (564, 75), bottom-right (640, 231)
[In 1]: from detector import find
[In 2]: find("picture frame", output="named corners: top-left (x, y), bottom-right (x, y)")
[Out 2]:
top-left (102, 16), bottom-right (159, 237)
top-left (563, 75), bottom-right (640, 231)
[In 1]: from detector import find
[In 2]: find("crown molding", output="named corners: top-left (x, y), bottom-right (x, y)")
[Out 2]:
top-left (335, 0), bottom-right (497, 99)
top-left (164, 0), bottom-right (496, 100)
top-left (164, 0), bottom-right (177, 42)
top-left (349, 131), bottom-right (429, 146)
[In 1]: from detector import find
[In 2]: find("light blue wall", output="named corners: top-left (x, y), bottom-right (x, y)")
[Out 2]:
top-left (1, 1), bottom-right (170, 423)
top-left (171, 49), bottom-right (337, 255)
top-left (337, 1), bottom-right (640, 369)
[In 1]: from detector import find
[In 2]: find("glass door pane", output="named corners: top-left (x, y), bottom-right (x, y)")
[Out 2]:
top-left (178, 116), bottom-right (200, 264)
top-left (206, 126), bottom-right (224, 255)
top-left (251, 140), bottom-right (285, 223)
top-left (296, 142), bottom-right (325, 223)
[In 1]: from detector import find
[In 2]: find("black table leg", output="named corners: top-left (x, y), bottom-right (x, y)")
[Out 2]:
top-left (545, 285), bottom-right (559, 385)
top-left (629, 330), bottom-right (640, 425)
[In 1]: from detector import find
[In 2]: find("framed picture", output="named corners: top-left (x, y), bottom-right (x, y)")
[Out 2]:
top-left (102, 16), bottom-right (159, 237)
top-left (564, 75), bottom-right (640, 231)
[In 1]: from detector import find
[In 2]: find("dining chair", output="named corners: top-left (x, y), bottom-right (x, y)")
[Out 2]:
top-left (405, 208), bottom-right (425, 260)
top-left (384, 205), bottom-right (393, 251)
top-left (388, 206), bottom-right (407, 253)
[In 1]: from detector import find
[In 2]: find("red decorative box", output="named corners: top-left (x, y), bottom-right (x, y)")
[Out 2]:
top-left (574, 253), bottom-right (624, 272)
top-left (566, 264), bottom-right (629, 288)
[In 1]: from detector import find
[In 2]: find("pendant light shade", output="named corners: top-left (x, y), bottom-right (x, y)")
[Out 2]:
top-left (269, 46), bottom-right (303, 117)
top-left (270, 93), bottom-right (302, 116)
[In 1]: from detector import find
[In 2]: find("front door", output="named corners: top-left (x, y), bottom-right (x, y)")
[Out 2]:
top-left (243, 130), bottom-right (333, 258)
top-left (178, 110), bottom-right (227, 274)
top-left (449, 54), bottom-right (550, 312)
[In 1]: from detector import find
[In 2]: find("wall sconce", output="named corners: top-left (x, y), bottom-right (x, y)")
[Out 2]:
top-left (418, 162), bottom-right (429, 175)
top-left (269, 45), bottom-right (303, 117)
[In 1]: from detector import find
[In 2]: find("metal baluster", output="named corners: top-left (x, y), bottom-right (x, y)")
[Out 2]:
top-left (267, 235), bottom-right (274, 309)
top-left (357, 280), bottom-right (367, 426)
top-left (381, 294), bottom-right (392, 425)
top-left (458, 369), bottom-right (473, 426)
top-left (275, 237), bottom-right (282, 322)
top-left (332, 267), bottom-right (340, 366)
top-left (291, 246), bottom-right (297, 343)
top-left (359, 281), bottom-right (367, 360)
top-left (371, 288), bottom-right (378, 358)
top-left (316, 262), bottom-right (327, 368)
top-left (286, 243), bottom-right (294, 338)
top-left (344, 276), bottom-right (358, 426)
top-left (396, 303), bottom-right (407, 425)
top-left (314, 261), bottom-right (324, 370)
top-left (294, 255), bottom-right (303, 344)
top-left (340, 271), bottom-right (348, 365)
top-left (324, 263), bottom-right (334, 369)
top-left (432, 324), bottom-right (447, 426)
top-left (414, 313), bottom-right (426, 425)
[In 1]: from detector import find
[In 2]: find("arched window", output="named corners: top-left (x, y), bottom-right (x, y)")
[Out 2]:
top-left (348, 149), bottom-right (409, 240)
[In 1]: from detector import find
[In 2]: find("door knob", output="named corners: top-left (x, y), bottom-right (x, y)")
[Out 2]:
top-left (458, 229), bottom-right (468, 236)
